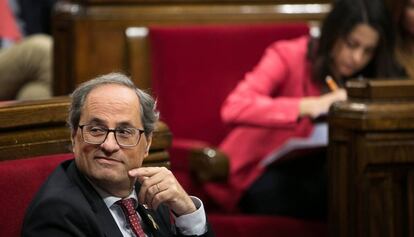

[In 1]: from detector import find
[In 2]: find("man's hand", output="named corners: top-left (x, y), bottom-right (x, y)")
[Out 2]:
top-left (129, 167), bottom-right (196, 216)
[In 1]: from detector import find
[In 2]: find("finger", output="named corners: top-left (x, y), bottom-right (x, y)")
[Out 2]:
top-left (137, 171), bottom-right (169, 204)
top-left (151, 188), bottom-right (172, 210)
top-left (143, 178), bottom-right (171, 206)
top-left (151, 182), bottom-right (196, 215)
top-left (138, 179), bottom-right (157, 205)
top-left (145, 181), bottom-right (171, 209)
top-left (129, 166), bottom-right (164, 178)
top-left (144, 184), bottom-right (161, 209)
top-left (150, 180), bottom-right (182, 210)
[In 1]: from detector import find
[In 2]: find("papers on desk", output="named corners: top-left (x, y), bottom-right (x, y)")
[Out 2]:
top-left (260, 123), bottom-right (328, 167)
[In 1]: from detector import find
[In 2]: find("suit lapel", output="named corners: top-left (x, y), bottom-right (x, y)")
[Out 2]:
top-left (137, 204), bottom-right (174, 237)
top-left (67, 161), bottom-right (123, 237)
top-left (95, 207), bottom-right (124, 237)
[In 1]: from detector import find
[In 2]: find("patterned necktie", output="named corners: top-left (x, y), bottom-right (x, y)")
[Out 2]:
top-left (116, 198), bottom-right (146, 237)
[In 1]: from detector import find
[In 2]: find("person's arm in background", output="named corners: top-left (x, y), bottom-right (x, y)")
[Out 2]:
top-left (221, 37), bottom-right (347, 128)
top-left (299, 89), bottom-right (346, 119)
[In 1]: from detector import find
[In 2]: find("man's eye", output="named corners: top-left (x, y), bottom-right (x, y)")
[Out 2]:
top-left (117, 128), bottom-right (135, 136)
top-left (89, 126), bottom-right (106, 133)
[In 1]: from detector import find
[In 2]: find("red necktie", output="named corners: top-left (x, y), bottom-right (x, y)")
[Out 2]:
top-left (0, 0), bottom-right (22, 41)
top-left (116, 198), bottom-right (146, 237)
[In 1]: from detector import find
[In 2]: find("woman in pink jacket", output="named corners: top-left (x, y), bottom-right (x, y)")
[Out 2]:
top-left (209, 0), bottom-right (400, 219)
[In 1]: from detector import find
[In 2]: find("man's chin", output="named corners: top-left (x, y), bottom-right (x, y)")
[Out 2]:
top-left (92, 169), bottom-right (128, 184)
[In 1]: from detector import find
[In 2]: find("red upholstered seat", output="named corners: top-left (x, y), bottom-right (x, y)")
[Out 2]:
top-left (149, 23), bottom-right (327, 236)
top-left (150, 23), bottom-right (310, 146)
top-left (0, 154), bottom-right (73, 237)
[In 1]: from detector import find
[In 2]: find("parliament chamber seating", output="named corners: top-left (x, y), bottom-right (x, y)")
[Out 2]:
top-left (50, 1), bottom-right (330, 235)
top-left (136, 23), bottom-right (328, 236)
top-left (0, 97), bottom-right (172, 237)
top-left (41, 0), bottom-right (413, 234)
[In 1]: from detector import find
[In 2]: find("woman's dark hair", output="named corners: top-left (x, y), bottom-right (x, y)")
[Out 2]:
top-left (310, 0), bottom-right (398, 85)
top-left (386, 0), bottom-right (414, 78)
top-left (385, 0), bottom-right (406, 27)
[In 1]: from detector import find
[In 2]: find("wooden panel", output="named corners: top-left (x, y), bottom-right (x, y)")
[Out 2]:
top-left (361, 166), bottom-right (413, 237)
top-left (125, 27), bottom-right (151, 90)
top-left (53, 1), bottom-right (330, 95)
top-left (409, 172), bottom-right (414, 237)
top-left (329, 79), bottom-right (414, 237)
top-left (328, 135), bottom-right (351, 237)
top-left (362, 172), bottom-right (395, 237)
top-left (53, 19), bottom-right (75, 96)
top-left (0, 97), bottom-right (69, 127)
top-left (355, 133), bottom-right (414, 171)
top-left (346, 79), bottom-right (414, 100)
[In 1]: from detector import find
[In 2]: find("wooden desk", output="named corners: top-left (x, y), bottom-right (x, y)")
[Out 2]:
top-left (328, 79), bottom-right (414, 237)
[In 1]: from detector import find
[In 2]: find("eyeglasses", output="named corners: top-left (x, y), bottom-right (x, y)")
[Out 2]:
top-left (78, 124), bottom-right (145, 148)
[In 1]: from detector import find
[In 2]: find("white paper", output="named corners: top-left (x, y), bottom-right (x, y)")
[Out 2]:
top-left (260, 123), bottom-right (328, 167)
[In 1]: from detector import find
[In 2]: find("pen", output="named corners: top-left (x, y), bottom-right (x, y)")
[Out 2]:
top-left (325, 75), bottom-right (339, 91)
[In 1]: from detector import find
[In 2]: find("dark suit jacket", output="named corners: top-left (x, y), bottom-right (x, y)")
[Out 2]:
top-left (21, 160), bottom-right (214, 237)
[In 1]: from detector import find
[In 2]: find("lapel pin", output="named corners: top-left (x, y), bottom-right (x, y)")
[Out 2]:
top-left (147, 213), bottom-right (159, 230)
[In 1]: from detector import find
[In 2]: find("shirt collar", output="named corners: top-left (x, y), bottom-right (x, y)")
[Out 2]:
top-left (85, 176), bottom-right (138, 208)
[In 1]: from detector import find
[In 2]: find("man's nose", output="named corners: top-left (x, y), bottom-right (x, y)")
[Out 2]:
top-left (100, 132), bottom-right (120, 152)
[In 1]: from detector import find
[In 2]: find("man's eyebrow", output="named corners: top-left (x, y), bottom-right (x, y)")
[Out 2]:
top-left (116, 121), bottom-right (136, 127)
top-left (85, 118), bottom-right (138, 128)
top-left (88, 118), bottom-right (106, 125)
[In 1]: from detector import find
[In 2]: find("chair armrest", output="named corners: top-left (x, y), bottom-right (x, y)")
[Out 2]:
top-left (172, 139), bottom-right (229, 182)
top-left (189, 147), bottom-right (229, 183)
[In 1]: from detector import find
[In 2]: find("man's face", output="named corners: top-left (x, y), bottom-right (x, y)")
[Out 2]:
top-left (72, 84), bottom-right (151, 193)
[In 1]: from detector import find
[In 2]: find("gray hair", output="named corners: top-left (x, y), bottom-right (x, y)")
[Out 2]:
top-left (68, 72), bottom-right (159, 137)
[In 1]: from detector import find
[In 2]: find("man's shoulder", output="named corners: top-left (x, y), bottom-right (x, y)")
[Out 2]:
top-left (27, 160), bottom-right (90, 213)
top-left (39, 159), bottom-right (77, 193)
top-left (22, 160), bottom-right (98, 236)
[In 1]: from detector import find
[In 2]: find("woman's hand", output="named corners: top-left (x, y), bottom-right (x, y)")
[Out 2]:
top-left (299, 89), bottom-right (347, 119)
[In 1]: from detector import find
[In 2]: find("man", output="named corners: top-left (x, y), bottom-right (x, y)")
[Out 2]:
top-left (22, 73), bottom-right (214, 237)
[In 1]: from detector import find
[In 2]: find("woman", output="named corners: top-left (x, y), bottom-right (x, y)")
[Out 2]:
top-left (205, 0), bottom-right (397, 219)
top-left (388, 0), bottom-right (414, 78)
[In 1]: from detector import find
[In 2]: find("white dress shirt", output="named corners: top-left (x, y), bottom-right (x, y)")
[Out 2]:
top-left (92, 184), bottom-right (207, 237)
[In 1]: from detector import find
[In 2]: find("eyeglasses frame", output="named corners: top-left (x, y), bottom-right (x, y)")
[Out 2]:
top-left (78, 124), bottom-right (145, 148)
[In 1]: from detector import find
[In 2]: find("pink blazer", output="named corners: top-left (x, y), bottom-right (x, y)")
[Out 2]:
top-left (205, 36), bottom-right (323, 211)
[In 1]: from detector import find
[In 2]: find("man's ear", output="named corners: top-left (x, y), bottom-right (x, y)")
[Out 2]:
top-left (70, 130), bottom-right (76, 152)
top-left (144, 135), bottom-right (152, 157)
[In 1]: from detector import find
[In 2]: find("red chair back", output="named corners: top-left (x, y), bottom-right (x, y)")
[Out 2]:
top-left (149, 23), bottom-right (310, 146)
top-left (0, 154), bottom-right (73, 237)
